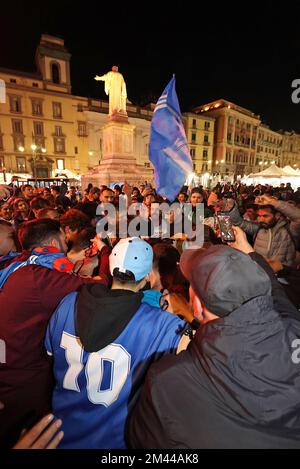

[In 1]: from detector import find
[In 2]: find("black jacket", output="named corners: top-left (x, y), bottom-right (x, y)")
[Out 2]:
top-left (127, 254), bottom-right (300, 449)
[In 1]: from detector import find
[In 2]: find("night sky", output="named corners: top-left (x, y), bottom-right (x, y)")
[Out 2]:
top-left (1, 0), bottom-right (300, 131)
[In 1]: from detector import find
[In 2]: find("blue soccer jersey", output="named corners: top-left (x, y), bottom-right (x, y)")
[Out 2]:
top-left (45, 292), bottom-right (185, 449)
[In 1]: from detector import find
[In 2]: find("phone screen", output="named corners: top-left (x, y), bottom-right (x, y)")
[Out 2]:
top-left (217, 213), bottom-right (235, 243)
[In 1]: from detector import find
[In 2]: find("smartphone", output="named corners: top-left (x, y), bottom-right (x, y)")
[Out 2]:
top-left (217, 212), bottom-right (235, 243)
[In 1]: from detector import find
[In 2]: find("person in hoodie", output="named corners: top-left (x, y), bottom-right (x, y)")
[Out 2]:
top-left (127, 228), bottom-right (300, 449)
top-left (226, 193), bottom-right (300, 266)
top-left (45, 237), bottom-right (187, 449)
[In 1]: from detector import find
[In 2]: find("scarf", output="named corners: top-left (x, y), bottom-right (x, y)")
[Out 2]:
top-left (0, 251), bottom-right (20, 263)
top-left (0, 246), bottom-right (74, 288)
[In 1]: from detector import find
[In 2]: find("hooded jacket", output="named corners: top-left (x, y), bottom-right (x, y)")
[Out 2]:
top-left (228, 200), bottom-right (300, 265)
top-left (45, 283), bottom-right (186, 449)
top-left (128, 256), bottom-right (300, 449)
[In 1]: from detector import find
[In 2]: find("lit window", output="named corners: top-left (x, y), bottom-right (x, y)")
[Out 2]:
top-left (57, 159), bottom-right (64, 170)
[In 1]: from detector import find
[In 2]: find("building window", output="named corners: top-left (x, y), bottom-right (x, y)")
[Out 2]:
top-left (33, 121), bottom-right (44, 136)
top-left (13, 136), bottom-right (25, 151)
top-left (202, 163), bottom-right (208, 172)
top-left (32, 99), bottom-right (43, 116)
top-left (0, 135), bottom-right (3, 151)
top-left (53, 102), bottom-right (62, 118)
top-left (54, 126), bottom-right (63, 137)
top-left (54, 137), bottom-right (65, 154)
top-left (51, 63), bottom-right (60, 84)
top-left (203, 149), bottom-right (208, 159)
top-left (12, 119), bottom-right (23, 134)
top-left (203, 134), bottom-right (209, 144)
top-left (16, 157), bottom-right (26, 172)
top-left (9, 95), bottom-right (22, 113)
top-left (77, 103), bottom-right (84, 112)
top-left (75, 146), bottom-right (78, 154)
top-left (204, 121), bottom-right (210, 130)
top-left (191, 133), bottom-right (196, 143)
top-left (32, 82), bottom-right (39, 88)
top-left (192, 119), bottom-right (196, 128)
top-left (144, 162), bottom-right (150, 168)
top-left (227, 133), bottom-right (232, 142)
top-left (57, 159), bottom-right (65, 170)
top-left (0, 156), bottom-right (4, 168)
top-left (77, 121), bottom-right (87, 137)
top-left (190, 148), bottom-right (196, 158)
top-left (10, 78), bottom-right (16, 84)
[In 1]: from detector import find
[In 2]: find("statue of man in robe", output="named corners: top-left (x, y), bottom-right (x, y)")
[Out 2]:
top-left (94, 66), bottom-right (127, 116)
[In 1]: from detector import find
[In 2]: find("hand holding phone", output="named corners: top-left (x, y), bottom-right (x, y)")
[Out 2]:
top-left (217, 212), bottom-right (236, 243)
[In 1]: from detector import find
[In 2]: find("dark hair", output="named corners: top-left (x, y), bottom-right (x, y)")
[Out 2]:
top-left (50, 185), bottom-right (60, 194)
top-left (245, 203), bottom-right (257, 211)
top-left (30, 197), bottom-right (51, 211)
top-left (36, 208), bottom-right (59, 219)
top-left (60, 209), bottom-right (90, 232)
top-left (257, 204), bottom-right (277, 215)
top-left (21, 184), bottom-right (33, 192)
top-left (18, 219), bottom-right (62, 250)
top-left (70, 186), bottom-right (76, 190)
top-left (113, 268), bottom-right (141, 285)
top-left (113, 185), bottom-right (121, 196)
top-left (75, 202), bottom-right (97, 219)
top-left (90, 187), bottom-right (101, 195)
top-left (153, 243), bottom-right (180, 276)
top-left (13, 198), bottom-right (29, 216)
top-left (71, 227), bottom-right (96, 253)
top-left (191, 187), bottom-right (204, 196)
top-left (101, 187), bottom-right (114, 194)
top-left (178, 191), bottom-right (188, 201)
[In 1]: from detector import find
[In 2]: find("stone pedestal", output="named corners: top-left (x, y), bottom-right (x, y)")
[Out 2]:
top-left (81, 112), bottom-right (153, 187)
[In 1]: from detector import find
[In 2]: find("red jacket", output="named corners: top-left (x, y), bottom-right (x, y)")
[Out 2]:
top-left (0, 265), bottom-right (101, 447)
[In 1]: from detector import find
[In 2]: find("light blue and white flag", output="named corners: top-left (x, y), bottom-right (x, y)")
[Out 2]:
top-left (149, 75), bottom-right (192, 202)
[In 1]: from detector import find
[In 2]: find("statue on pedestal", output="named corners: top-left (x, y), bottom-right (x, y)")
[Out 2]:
top-left (94, 65), bottom-right (127, 116)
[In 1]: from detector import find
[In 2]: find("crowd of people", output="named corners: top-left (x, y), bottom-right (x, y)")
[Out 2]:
top-left (0, 177), bottom-right (300, 449)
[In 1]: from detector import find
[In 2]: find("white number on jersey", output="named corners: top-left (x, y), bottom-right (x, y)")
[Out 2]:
top-left (60, 332), bottom-right (131, 407)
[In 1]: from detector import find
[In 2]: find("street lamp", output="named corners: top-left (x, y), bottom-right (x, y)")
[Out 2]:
top-left (18, 145), bottom-right (46, 179)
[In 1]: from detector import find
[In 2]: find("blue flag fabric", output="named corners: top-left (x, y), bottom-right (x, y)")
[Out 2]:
top-left (149, 76), bottom-right (193, 202)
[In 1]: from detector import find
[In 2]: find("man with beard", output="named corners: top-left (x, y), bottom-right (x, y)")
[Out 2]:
top-left (226, 194), bottom-right (300, 266)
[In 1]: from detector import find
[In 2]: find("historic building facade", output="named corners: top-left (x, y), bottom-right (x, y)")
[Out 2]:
top-left (0, 34), bottom-right (154, 183)
top-left (183, 113), bottom-right (215, 174)
top-left (1, 35), bottom-right (299, 184)
top-left (193, 99), bottom-right (300, 177)
top-left (0, 35), bottom-right (89, 181)
top-left (193, 99), bottom-right (261, 178)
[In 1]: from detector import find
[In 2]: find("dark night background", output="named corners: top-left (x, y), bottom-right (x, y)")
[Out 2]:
top-left (0, 0), bottom-right (300, 131)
